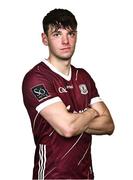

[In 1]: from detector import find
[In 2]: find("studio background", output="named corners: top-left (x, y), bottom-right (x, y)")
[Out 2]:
top-left (0, 0), bottom-right (133, 179)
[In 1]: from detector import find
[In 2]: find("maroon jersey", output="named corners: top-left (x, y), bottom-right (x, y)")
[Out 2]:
top-left (22, 60), bottom-right (102, 179)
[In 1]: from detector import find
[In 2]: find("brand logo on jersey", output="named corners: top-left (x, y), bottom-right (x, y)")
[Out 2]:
top-left (58, 87), bottom-right (68, 93)
top-left (66, 85), bottom-right (73, 89)
top-left (32, 85), bottom-right (49, 101)
top-left (79, 84), bottom-right (88, 95)
top-left (58, 85), bottom-right (73, 93)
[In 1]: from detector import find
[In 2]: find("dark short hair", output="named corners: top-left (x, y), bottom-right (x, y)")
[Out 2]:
top-left (42, 9), bottom-right (77, 35)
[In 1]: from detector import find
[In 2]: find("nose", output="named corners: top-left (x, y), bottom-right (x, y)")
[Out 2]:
top-left (62, 35), bottom-right (69, 44)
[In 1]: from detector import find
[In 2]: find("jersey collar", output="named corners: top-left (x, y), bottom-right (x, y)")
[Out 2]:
top-left (43, 59), bottom-right (72, 81)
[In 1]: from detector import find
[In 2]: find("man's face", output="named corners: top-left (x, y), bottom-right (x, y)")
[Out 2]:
top-left (43, 26), bottom-right (77, 61)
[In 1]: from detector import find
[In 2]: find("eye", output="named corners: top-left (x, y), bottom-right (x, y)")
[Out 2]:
top-left (53, 32), bottom-right (61, 37)
top-left (68, 31), bottom-right (76, 37)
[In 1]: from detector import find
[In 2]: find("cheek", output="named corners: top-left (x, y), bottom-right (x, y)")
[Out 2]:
top-left (48, 40), bottom-right (59, 52)
top-left (70, 38), bottom-right (77, 46)
top-left (49, 39), bottom-right (60, 47)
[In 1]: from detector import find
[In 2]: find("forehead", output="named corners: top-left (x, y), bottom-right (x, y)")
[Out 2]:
top-left (48, 25), bottom-right (76, 34)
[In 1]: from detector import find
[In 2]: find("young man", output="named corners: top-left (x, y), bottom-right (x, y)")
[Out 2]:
top-left (22, 9), bottom-right (114, 179)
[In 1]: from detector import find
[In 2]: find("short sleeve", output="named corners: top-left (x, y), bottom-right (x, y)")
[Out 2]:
top-left (22, 71), bottom-right (62, 113)
top-left (89, 77), bottom-right (102, 105)
top-left (81, 69), bottom-right (102, 105)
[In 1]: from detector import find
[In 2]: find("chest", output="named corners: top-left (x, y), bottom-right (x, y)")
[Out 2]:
top-left (53, 77), bottom-right (91, 112)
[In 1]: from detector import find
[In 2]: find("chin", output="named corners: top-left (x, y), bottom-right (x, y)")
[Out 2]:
top-left (60, 56), bottom-right (72, 61)
top-left (56, 54), bottom-right (72, 61)
top-left (60, 53), bottom-right (74, 61)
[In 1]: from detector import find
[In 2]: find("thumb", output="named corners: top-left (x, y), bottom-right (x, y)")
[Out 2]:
top-left (66, 105), bottom-right (71, 111)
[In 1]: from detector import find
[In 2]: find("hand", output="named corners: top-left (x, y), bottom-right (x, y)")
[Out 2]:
top-left (86, 107), bottom-right (99, 120)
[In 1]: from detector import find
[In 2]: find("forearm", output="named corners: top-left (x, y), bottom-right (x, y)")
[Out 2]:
top-left (40, 102), bottom-right (99, 138)
top-left (68, 108), bottom-right (99, 136)
top-left (40, 101), bottom-right (114, 137)
top-left (85, 128), bottom-right (108, 135)
top-left (70, 107), bottom-right (114, 136)
top-left (85, 115), bottom-right (115, 135)
top-left (83, 102), bottom-right (115, 135)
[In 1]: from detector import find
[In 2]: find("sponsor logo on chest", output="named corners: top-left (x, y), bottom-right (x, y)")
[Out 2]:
top-left (79, 84), bottom-right (88, 95)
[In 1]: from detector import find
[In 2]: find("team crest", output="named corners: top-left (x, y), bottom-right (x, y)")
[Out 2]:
top-left (79, 84), bottom-right (88, 95)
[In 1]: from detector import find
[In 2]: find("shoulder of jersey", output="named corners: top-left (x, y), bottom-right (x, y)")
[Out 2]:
top-left (72, 65), bottom-right (89, 76)
top-left (24, 62), bottom-right (53, 78)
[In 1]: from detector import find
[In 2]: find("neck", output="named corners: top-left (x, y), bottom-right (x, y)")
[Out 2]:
top-left (48, 56), bottom-right (71, 76)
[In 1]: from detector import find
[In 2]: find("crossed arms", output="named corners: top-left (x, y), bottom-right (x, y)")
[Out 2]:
top-left (40, 100), bottom-right (115, 137)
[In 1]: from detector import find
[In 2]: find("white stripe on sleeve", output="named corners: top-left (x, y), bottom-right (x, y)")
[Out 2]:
top-left (36, 97), bottom-right (62, 113)
top-left (90, 97), bottom-right (102, 105)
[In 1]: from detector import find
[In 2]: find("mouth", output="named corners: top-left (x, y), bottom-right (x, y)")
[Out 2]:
top-left (60, 47), bottom-right (71, 51)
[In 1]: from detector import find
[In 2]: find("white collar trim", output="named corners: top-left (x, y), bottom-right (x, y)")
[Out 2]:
top-left (42, 59), bottom-right (72, 81)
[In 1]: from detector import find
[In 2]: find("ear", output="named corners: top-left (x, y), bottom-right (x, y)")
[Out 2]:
top-left (41, 33), bottom-right (48, 46)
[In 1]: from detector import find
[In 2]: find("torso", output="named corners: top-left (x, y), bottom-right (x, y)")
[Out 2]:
top-left (22, 60), bottom-right (99, 179)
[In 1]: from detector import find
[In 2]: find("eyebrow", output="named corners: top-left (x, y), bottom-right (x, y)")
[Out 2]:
top-left (50, 29), bottom-right (77, 35)
top-left (50, 29), bottom-right (60, 35)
